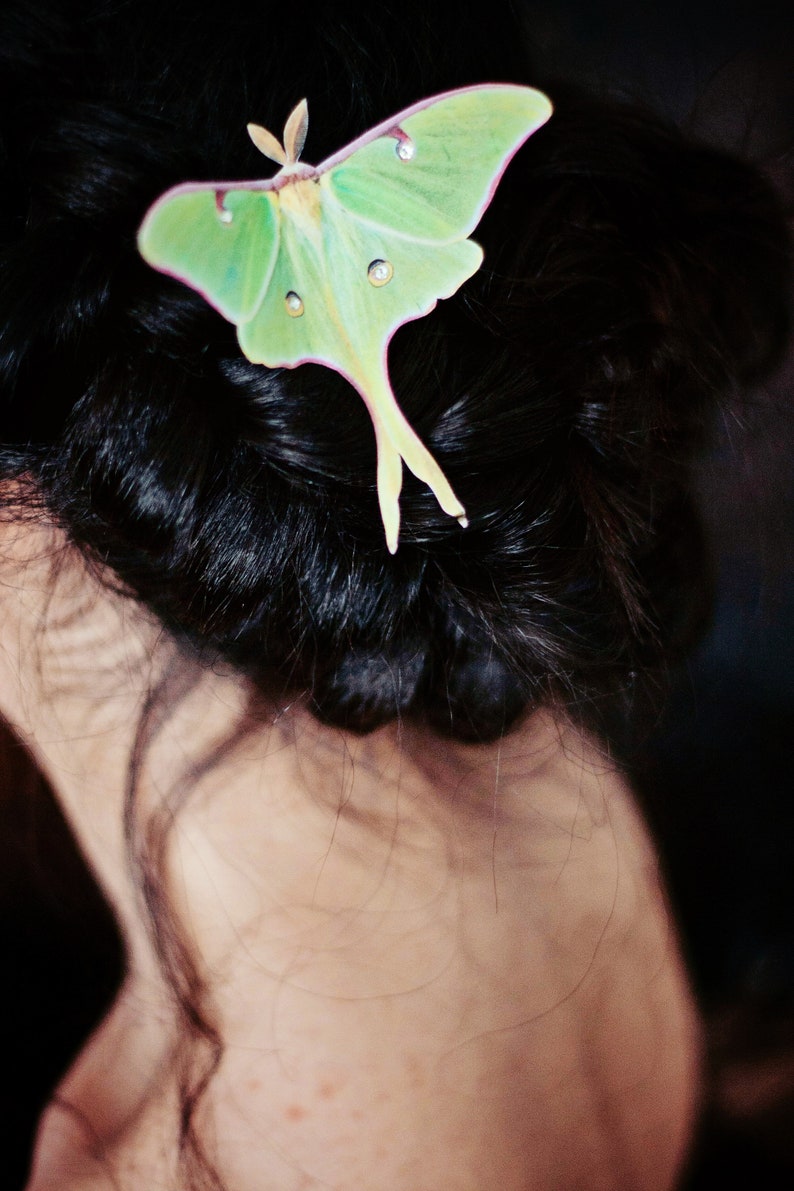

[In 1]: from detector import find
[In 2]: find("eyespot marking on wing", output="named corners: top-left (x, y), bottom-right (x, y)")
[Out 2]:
top-left (285, 291), bottom-right (304, 316)
top-left (367, 259), bottom-right (394, 286)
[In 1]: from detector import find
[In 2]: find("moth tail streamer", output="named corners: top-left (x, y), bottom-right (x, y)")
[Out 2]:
top-left (374, 426), bottom-right (403, 555)
top-left (352, 364), bottom-right (467, 553)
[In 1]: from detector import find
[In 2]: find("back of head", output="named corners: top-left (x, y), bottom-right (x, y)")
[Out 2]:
top-left (0, 0), bottom-right (789, 740)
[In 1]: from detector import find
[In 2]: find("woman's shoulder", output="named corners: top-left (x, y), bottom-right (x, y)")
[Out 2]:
top-left (29, 707), bottom-right (700, 1190)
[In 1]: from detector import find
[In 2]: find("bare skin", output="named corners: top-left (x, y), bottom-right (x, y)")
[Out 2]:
top-left (0, 508), bottom-right (701, 1190)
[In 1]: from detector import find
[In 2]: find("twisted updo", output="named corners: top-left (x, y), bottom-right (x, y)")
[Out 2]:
top-left (0, 0), bottom-right (788, 740)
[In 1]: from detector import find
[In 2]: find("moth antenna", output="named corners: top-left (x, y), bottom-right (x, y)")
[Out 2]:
top-left (247, 122), bottom-right (287, 166)
top-left (283, 99), bottom-right (309, 163)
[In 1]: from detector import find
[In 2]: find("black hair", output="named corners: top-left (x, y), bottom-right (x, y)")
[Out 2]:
top-left (0, 0), bottom-right (789, 743)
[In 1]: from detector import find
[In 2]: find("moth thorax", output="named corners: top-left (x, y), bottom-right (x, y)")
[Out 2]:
top-left (278, 177), bottom-right (322, 228)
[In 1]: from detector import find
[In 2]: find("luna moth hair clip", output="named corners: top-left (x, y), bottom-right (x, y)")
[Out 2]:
top-left (138, 84), bottom-right (552, 552)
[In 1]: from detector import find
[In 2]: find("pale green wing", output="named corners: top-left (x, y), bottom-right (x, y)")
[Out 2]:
top-left (322, 84), bottom-right (552, 243)
top-left (238, 180), bottom-right (482, 375)
top-left (236, 86), bottom-right (551, 550)
top-left (138, 187), bottom-right (280, 323)
top-left (237, 180), bottom-right (481, 549)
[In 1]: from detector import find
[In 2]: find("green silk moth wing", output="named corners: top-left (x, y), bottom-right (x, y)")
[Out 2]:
top-left (138, 84), bottom-right (552, 551)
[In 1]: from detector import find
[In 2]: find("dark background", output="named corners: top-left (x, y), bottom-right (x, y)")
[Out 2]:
top-left (1, 2), bottom-right (792, 1187)
top-left (522, 3), bottom-right (794, 1186)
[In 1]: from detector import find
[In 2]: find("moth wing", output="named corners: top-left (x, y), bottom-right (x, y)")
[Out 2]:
top-left (137, 185), bottom-right (280, 324)
top-left (320, 84), bottom-right (552, 244)
top-left (237, 184), bottom-right (477, 550)
top-left (237, 179), bottom-right (482, 377)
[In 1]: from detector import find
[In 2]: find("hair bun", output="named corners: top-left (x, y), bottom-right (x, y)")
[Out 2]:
top-left (0, 20), bottom-right (789, 740)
